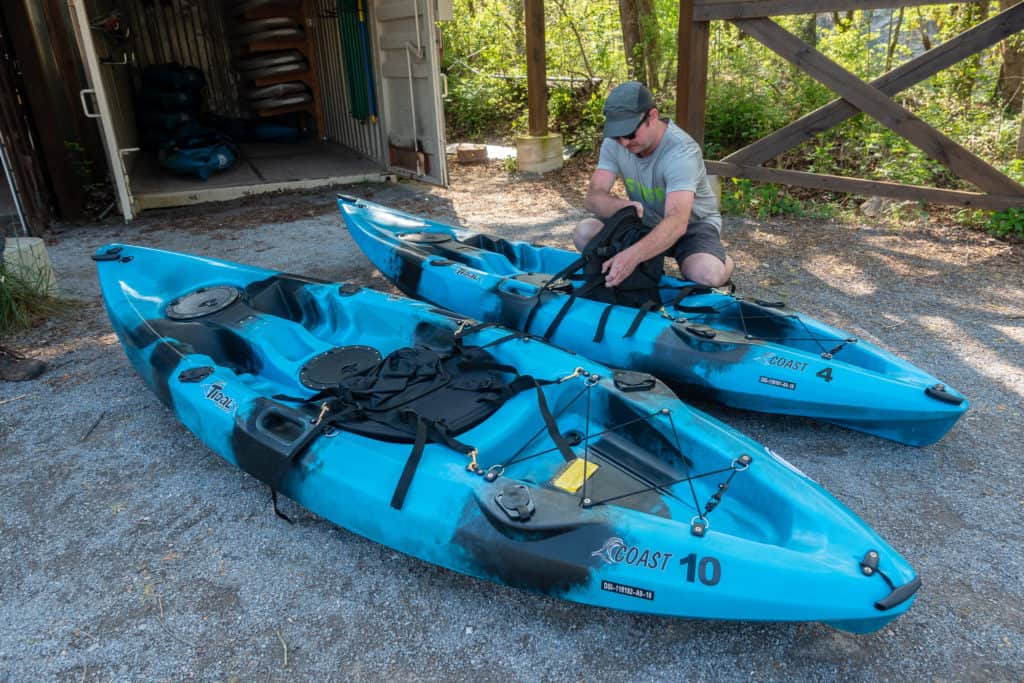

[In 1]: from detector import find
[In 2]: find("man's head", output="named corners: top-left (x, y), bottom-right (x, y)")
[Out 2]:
top-left (603, 81), bottom-right (659, 155)
top-left (603, 81), bottom-right (655, 138)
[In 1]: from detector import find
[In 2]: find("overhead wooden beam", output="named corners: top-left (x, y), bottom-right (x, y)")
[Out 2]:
top-left (694, 0), bottom-right (957, 21)
top-left (733, 17), bottom-right (1024, 196)
top-left (724, 2), bottom-right (1024, 166)
top-left (524, 0), bottom-right (548, 137)
top-left (707, 161), bottom-right (1024, 210)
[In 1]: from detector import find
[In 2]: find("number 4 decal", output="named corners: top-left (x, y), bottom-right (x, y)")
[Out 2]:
top-left (816, 367), bottom-right (833, 382)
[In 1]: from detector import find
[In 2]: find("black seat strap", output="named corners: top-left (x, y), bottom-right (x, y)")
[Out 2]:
top-left (593, 303), bottom-right (615, 343)
top-left (522, 296), bottom-right (545, 335)
top-left (665, 284), bottom-right (719, 314)
top-left (542, 294), bottom-right (576, 341)
top-left (390, 413), bottom-right (429, 510)
top-left (623, 301), bottom-right (657, 338)
top-left (532, 380), bottom-right (576, 463)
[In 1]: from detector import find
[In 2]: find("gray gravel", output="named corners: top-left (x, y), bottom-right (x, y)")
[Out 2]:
top-left (1, 182), bottom-right (1022, 681)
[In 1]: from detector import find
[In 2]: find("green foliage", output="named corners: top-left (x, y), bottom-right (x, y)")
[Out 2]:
top-left (548, 87), bottom-right (605, 150)
top-left (441, 2), bottom-right (1023, 236)
top-left (444, 76), bottom-right (527, 141)
top-left (721, 179), bottom-right (832, 220)
top-left (985, 208), bottom-right (1024, 238)
top-left (703, 81), bottom-right (790, 160)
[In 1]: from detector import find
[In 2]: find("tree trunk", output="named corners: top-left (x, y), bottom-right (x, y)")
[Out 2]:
top-left (1017, 113), bottom-right (1024, 158)
top-left (618, 0), bottom-right (659, 89)
top-left (798, 13), bottom-right (816, 48)
top-left (997, 0), bottom-right (1024, 112)
top-left (954, 1), bottom-right (990, 102)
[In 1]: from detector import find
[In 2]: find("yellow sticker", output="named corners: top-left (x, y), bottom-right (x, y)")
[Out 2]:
top-left (552, 458), bottom-right (600, 493)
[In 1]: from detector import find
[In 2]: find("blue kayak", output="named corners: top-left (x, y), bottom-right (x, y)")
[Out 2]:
top-left (94, 244), bottom-right (919, 633)
top-left (339, 197), bottom-right (968, 446)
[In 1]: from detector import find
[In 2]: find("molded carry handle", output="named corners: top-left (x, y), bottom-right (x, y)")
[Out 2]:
top-left (79, 89), bottom-right (100, 118)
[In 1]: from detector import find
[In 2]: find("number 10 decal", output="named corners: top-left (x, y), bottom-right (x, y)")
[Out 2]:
top-left (680, 553), bottom-right (721, 586)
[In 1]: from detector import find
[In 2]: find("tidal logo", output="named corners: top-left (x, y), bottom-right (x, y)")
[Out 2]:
top-left (202, 382), bottom-right (236, 413)
top-left (591, 537), bottom-right (673, 571)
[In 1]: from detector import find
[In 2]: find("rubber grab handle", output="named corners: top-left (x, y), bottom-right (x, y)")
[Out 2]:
top-left (251, 402), bottom-right (317, 450)
top-left (875, 575), bottom-right (922, 611)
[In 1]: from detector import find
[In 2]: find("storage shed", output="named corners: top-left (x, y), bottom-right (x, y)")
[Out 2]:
top-left (69, 0), bottom-right (450, 220)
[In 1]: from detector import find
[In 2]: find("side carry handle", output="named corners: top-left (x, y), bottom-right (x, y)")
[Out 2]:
top-left (79, 89), bottom-right (100, 119)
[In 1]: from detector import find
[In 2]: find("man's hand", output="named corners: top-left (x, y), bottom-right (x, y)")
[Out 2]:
top-left (602, 247), bottom-right (642, 288)
top-left (626, 201), bottom-right (644, 219)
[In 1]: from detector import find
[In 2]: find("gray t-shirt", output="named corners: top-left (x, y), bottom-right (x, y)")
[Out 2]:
top-left (597, 119), bottom-right (721, 232)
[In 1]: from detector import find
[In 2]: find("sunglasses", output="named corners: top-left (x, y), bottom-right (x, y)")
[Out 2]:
top-left (618, 111), bottom-right (650, 141)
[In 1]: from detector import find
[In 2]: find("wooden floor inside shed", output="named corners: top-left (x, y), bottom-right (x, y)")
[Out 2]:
top-left (130, 138), bottom-right (387, 212)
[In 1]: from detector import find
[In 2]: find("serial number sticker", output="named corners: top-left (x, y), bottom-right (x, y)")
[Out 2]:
top-left (601, 580), bottom-right (654, 601)
top-left (759, 375), bottom-right (796, 391)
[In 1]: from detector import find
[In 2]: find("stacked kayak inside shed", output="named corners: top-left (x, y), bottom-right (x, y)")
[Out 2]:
top-left (338, 197), bottom-right (969, 446)
top-left (94, 244), bottom-right (920, 633)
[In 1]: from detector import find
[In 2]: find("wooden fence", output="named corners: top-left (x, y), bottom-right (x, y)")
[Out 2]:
top-left (676, 0), bottom-right (1024, 210)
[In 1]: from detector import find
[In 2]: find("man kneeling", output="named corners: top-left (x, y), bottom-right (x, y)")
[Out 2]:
top-left (575, 81), bottom-right (734, 288)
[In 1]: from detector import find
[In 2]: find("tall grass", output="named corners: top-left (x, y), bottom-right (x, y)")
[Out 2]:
top-left (0, 261), bottom-right (66, 336)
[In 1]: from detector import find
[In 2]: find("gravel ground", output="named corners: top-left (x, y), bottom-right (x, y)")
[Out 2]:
top-left (1, 168), bottom-right (1022, 681)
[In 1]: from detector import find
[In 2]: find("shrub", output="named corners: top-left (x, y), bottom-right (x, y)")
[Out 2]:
top-left (0, 259), bottom-right (66, 335)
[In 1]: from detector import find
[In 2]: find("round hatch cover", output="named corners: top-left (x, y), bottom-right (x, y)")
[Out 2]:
top-left (166, 286), bottom-right (242, 320)
top-left (300, 345), bottom-right (382, 390)
top-left (400, 232), bottom-right (451, 244)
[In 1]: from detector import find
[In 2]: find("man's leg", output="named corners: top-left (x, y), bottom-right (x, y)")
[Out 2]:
top-left (573, 217), bottom-right (604, 251)
top-left (680, 253), bottom-right (734, 287)
top-left (671, 222), bottom-right (733, 287)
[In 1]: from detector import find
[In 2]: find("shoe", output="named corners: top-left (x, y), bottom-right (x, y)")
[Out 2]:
top-left (0, 345), bottom-right (46, 382)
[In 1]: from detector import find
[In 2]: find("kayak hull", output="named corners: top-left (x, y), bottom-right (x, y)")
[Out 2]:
top-left (95, 244), bottom-right (920, 632)
top-left (339, 198), bottom-right (968, 446)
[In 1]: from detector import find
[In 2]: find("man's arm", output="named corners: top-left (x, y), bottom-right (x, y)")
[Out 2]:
top-left (601, 190), bottom-right (694, 288)
top-left (583, 169), bottom-right (645, 219)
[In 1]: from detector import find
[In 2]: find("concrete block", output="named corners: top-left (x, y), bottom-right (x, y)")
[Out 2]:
top-left (2, 237), bottom-right (58, 295)
top-left (515, 133), bottom-right (563, 174)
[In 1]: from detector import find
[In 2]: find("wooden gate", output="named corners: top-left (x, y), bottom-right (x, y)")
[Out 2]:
top-left (676, 1), bottom-right (1024, 210)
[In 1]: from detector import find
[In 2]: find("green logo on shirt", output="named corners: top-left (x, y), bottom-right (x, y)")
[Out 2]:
top-left (624, 177), bottom-right (665, 204)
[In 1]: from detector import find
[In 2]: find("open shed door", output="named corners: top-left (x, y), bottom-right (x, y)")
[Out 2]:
top-left (67, 0), bottom-right (137, 220)
top-left (373, 0), bottom-right (448, 185)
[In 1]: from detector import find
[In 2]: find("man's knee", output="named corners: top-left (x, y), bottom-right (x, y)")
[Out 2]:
top-left (574, 218), bottom-right (604, 251)
top-left (680, 253), bottom-right (733, 287)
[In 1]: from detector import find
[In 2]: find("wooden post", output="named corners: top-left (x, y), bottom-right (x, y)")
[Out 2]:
top-left (525, 0), bottom-right (548, 137)
top-left (675, 1), bottom-right (709, 145)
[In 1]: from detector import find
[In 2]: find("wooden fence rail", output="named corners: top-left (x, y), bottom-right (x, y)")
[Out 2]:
top-left (677, 0), bottom-right (1024, 210)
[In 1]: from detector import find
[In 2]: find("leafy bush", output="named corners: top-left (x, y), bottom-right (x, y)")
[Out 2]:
top-left (548, 86), bottom-right (605, 150)
top-left (444, 76), bottom-right (527, 142)
top-left (985, 209), bottom-right (1024, 238)
top-left (703, 81), bottom-right (790, 159)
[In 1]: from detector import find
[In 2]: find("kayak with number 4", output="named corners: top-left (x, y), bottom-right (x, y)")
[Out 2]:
top-left (339, 197), bottom-right (968, 446)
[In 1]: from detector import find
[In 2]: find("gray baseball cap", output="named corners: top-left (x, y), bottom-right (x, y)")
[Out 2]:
top-left (603, 81), bottom-right (655, 138)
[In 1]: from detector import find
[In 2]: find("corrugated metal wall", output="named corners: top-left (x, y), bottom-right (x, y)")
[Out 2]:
top-left (123, 0), bottom-right (241, 116)
top-left (311, 0), bottom-right (385, 164)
